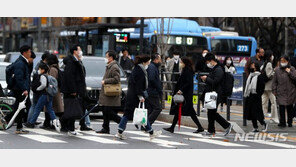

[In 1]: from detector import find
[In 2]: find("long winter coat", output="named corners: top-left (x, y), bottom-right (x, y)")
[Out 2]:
top-left (124, 65), bottom-right (148, 116)
top-left (61, 55), bottom-right (86, 97)
top-left (169, 67), bottom-right (196, 116)
top-left (99, 61), bottom-right (121, 107)
top-left (245, 73), bottom-right (265, 121)
top-left (48, 64), bottom-right (64, 113)
top-left (272, 66), bottom-right (296, 106)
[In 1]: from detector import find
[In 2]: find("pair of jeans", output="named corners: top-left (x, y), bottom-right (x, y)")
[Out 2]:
top-left (29, 95), bottom-right (56, 124)
top-left (279, 105), bottom-right (294, 125)
top-left (102, 106), bottom-right (121, 131)
top-left (207, 108), bottom-right (230, 133)
top-left (146, 96), bottom-right (162, 125)
top-left (27, 94), bottom-right (38, 122)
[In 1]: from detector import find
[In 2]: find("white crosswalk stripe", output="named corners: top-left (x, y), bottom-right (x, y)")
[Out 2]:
top-left (188, 138), bottom-right (248, 147)
top-left (246, 140), bottom-right (296, 149)
top-left (0, 131), bottom-right (8, 135)
top-left (130, 137), bottom-right (188, 148)
top-left (19, 135), bottom-right (67, 143)
top-left (23, 128), bottom-right (62, 135)
top-left (125, 131), bottom-right (170, 138)
top-left (75, 136), bottom-right (127, 144)
top-left (175, 131), bottom-right (224, 139)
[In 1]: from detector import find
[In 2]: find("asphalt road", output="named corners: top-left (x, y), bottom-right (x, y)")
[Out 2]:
top-left (1, 116), bottom-right (296, 149)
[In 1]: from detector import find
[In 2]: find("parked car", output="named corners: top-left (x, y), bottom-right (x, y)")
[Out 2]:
top-left (0, 62), bottom-right (11, 90)
top-left (60, 56), bottom-right (128, 114)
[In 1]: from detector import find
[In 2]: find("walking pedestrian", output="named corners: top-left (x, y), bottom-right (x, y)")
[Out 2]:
top-left (163, 56), bottom-right (204, 133)
top-left (261, 50), bottom-right (279, 123)
top-left (119, 49), bottom-right (134, 72)
top-left (5, 45), bottom-right (32, 134)
top-left (145, 53), bottom-right (162, 128)
top-left (272, 56), bottom-right (296, 127)
top-left (24, 63), bottom-right (61, 133)
top-left (116, 54), bottom-right (162, 140)
top-left (244, 62), bottom-right (268, 132)
top-left (96, 50), bottom-right (122, 134)
top-left (41, 54), bottom-right (65, 130)
top-left (61, 45), bottom-right (91, 136)
top-left (201, 53), bottom-right (233, 136)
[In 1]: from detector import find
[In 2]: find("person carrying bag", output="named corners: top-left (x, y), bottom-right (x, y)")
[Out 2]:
top-left (133, 102), bottom-right (148, 126)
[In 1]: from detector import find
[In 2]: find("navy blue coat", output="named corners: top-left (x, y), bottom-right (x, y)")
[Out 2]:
top-left (147, 62), bottom-right (162, 97)
top-left (12, 55), bottom-right (30, 92)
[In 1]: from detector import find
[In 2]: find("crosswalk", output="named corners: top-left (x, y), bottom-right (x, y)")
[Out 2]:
top-left (1, 121), bottom-right (296, 149)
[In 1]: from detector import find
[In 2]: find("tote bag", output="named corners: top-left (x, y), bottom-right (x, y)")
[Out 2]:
top-left (204, 91), bottom-right (218, 109)
top-left (63, 97), bottom-right (83, 119)
top-left (133, 102), bottom-right (148, 126)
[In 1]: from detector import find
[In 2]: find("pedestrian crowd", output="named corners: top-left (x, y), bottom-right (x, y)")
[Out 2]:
top-left (1, 44), bottom-right (296, 141)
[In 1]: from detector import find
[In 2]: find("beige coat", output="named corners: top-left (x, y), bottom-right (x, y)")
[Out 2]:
top-left (261, 62), bottom-right (274, 91)
top-left (99, 61), bottom-right (121, 107)
top-left (44, 64), bottom-right (64, 113)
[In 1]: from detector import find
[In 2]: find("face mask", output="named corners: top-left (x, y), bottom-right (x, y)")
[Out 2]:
top-left (202, 53), bottom-right (207, 58)
top-left (78, 51), bottom-right (83, 57)
top-left (38, 70), bottom-right (42, 75)
top-left (104, 58), bottom-right (108, 63)
top-left (226, 60), bottom-right (232, 65)
top-left (144, 65), bottom-right (149, 70)
top-left (174, 55), bottom-right (179, 60)
top-left (249, 68), bottom-right (255, 73)
top-left (207, 63), bottom-right (214, 69)
top-left (271, 56), bottom-right (274, 61)
top-left (281, 63), bottom-right (288, 67)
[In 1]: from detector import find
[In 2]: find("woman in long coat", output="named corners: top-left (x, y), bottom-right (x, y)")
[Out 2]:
top-left (96, 50), bottom-right (122, 134)
top-left (244, 62), bottom-right (267, 132)
top-left (163, 56), bottom-right (204, 133)
top-left (115, 54), bottom-right (162, 140)
top-left (272, 56), bottom-right (296, 127)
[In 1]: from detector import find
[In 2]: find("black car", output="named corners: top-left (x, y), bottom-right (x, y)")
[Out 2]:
top-left (78, 56), bottom-right (128, 114)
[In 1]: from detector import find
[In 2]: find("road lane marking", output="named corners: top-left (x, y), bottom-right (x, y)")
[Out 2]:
top-left (76, 136), bottom-right (127, 144)
top-left (246, 140), bottom-right (296, 149)
top-left (77, 130), bottom-right (114, 137)
top-left (130, 137), bottom-right (187, 148)
top-left (125, 131), bottom-right (170, 138)
top-left (20, 135), bottom-right (67, 143)
top-left (0, 131), bottom-right (8, 134)
top-left (175, 131), bottom-right (224, 139)
top-left (188, 138), bottom-right (248, 147)
top-left (23, 128), bottom-right (62, 135)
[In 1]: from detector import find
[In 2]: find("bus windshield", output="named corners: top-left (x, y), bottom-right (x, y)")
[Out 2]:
top-left (211, 39), bottom-right (252, 56)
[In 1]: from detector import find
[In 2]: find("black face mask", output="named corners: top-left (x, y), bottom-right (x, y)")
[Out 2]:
top-left (249, 68), bottom-right (255, 73)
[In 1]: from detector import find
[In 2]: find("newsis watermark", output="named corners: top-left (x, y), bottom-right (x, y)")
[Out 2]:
top-left (234, 133), bottom-right (288, 142)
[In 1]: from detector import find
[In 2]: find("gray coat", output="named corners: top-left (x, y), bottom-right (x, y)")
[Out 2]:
top-left (272, 66), bottom-right (296, 105)
top-left (99, 61), bottom-right (121, 107)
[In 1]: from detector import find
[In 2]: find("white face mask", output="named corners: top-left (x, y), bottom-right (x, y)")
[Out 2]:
top-left (78, 51), bottom-right (83, 57)
top-left (174, 55), bottom-right (179, 60)
top-left (281, 63), bottom-right (288, 67)
top-left (202, 53), bottom-right (207, 58)
top-left (207, 63), bottom-right (214, 69)
top-left (144, 65), bottom-right (149, 70)
top-left (271, 56), bottom-right (274, 61)
top-left (38, 70), bottom-right (42, 75)
top-left (104, 58), bottom-right (108, 63)
top-left (226, 60), bottom-right (232, 65)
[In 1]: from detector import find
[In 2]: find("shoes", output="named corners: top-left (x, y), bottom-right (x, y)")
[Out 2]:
top-left (115, 133), bottom-right (127, 140)
top-left (52, 119), bottom-right (61, 133)
top-left (80, 126), bottom-right (93, 131)
top-left (262, 123), bottom-right (268, 132)
top-left (61, 128), bottom-right (68, 132)
top-left (135, 125), bottom-right (139, 129)
top-left (163, 127), bottom-right (174, 133)
top-left (150, 130), bottom-right (162, 140)
top-left (201, 108), bottom-right (206, 112)
top-left (252, 129), bottom-right (259, 133)
top-left (24, 122), bottom-right (35, 128)
top-left (278, 123), bottom-right (286, 127)
top-left (35, 122), bottom-right (42, 125)
top-left (96, 128), bottom-right (110, 134)
top-left (224, 124), bottom-right (233, 136)
top-left (67, 131), bottom-right (77, 136)
top-left (193, 128), bottom-right (204, 133)
top-left (15, 129), bottom-right (29, 134)
top-left (203, 131), bottom-right (214, 136)
top-left (140, 126), bottom-right (146, 132)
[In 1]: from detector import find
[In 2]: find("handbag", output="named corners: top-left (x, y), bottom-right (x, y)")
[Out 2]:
top-left (103, 83), bottom-right (121, 96)
top-left (63, 97), bottom-right (83, 119)
top-left (173, 94), bottom-right (185, 104)
top-left (204, 91), bottom-right (218, 109)
top-left (133, 102), bottom-right (148, 126)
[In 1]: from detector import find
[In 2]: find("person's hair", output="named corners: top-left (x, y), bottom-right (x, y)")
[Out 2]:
top-left (70, 45), bottom-right (80, 54)
top-left (202, 49), bottom-right (209, 52)
top-left (223, 56), bottom-right (234, 67)
top-left (39, 62), bottom-right (49, 73)
top-left (151, 53), bottom-right (160, 62)
top-left (20, 45), bottom-right (31, 55)
top-left (280, 55), bottom-right (290, 62)
top-left (250, 62), bottom-right (260, 72)
top-left (122, 48), bottom-right (129, 53)
top-left (42, 51), bottom-right (50, 61)
top-left (31, 51), bottom-right (36, 59)
top-left (181, 56), bottom-right (194, 72)
top-left (106, 50), bottom-right (117, 60)
top-left (47, 54), bottom-right (59, 66)
top-left (264, 50), bottom-right (273, 63)
top-left (134, 54), bottom-right (151, 65)
top-left (204, 52), bottom-right (217, 62)
top-left (172, 50), bottom-right (180, 56)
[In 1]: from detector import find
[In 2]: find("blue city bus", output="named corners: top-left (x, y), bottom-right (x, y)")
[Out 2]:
top-left (204, 32), bottom-right (257, 74)
top-left (126, 18), bottom-right (208, 63)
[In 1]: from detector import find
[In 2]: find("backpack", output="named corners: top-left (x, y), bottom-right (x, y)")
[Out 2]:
top-left (221, 72), bottom-right (234, 97)
top-left (45, 75), bottom-right (58, 96)
top-left (5, 63), bottom-right (15, 90)
top-left (50, 66), bottom-right (64, 89)
top-left (261, 62), bottom-right (272, 83)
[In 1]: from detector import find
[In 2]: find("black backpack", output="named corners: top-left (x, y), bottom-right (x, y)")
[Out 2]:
top-left (5, 63), bottom-right (15, 90)
top-left (221, 72), bottom-right (234, 97)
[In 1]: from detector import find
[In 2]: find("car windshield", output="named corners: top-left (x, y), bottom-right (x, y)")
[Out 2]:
top-left (0, 65), bottom-right (6, 80)
top-left (82, 59), bottom-right (125, 77)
